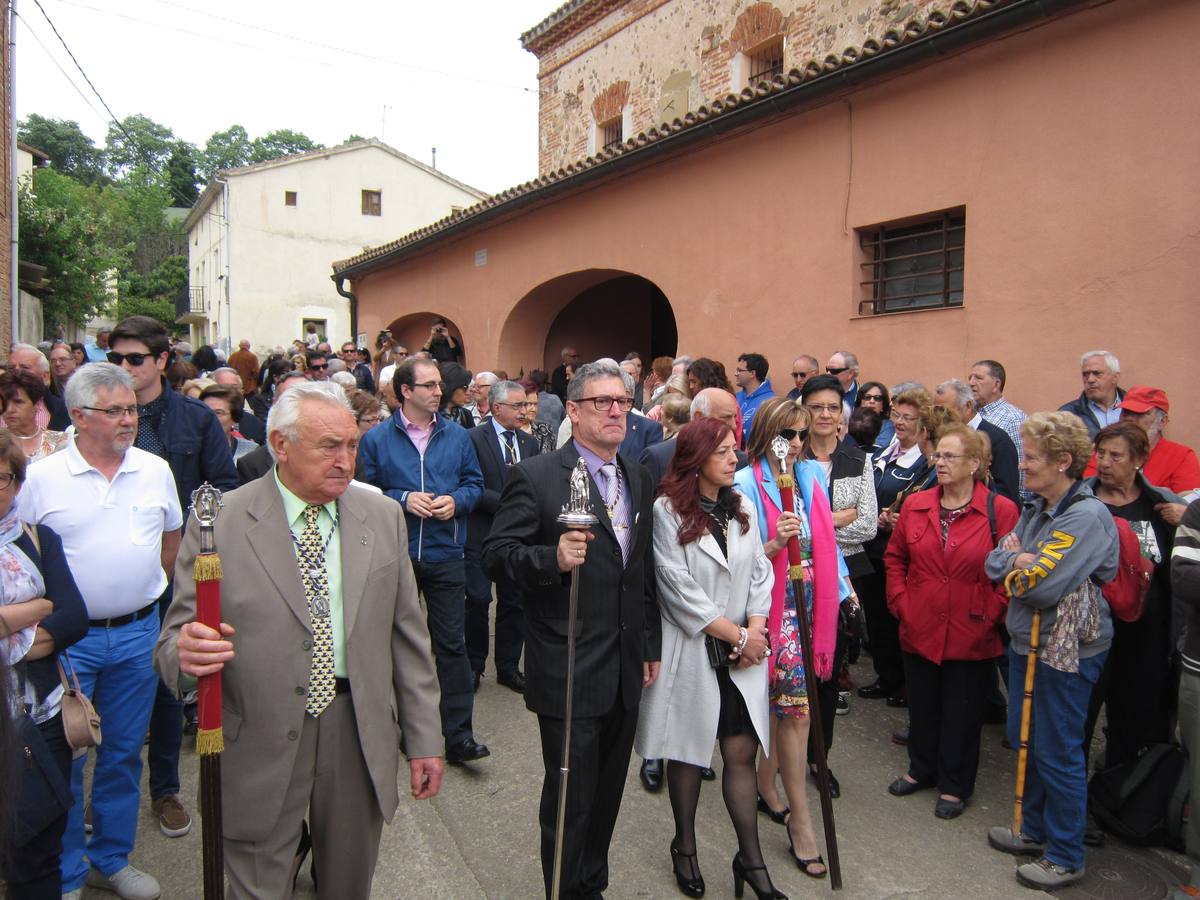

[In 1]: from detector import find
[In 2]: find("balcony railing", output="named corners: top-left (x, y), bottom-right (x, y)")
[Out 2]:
top-left (175, 285), bottom-right (208, 319)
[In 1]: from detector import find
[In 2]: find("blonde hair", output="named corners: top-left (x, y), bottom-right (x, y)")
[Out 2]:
top-left (1021, 411), bottom-right (1092, 479)
top-left (181, 377), bottom-right (216, 399)
top-left (744, 397), bottom-right (811, 462)
top-left (893, 388), bottom-right (937, 439)
top-left (936, 423), bottom-right (991, 482)
top-left (660, 394), bottom-right (691, 438)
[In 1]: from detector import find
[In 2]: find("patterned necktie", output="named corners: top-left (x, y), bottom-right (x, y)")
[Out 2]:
top-left (299, 505), bottom-right (335, 717)
top-left (599, 463), bottom-right (631, 564)
top-left (501, 431), bottom-right (516, 465)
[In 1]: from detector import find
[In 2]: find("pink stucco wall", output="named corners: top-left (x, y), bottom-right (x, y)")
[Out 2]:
top-left (356, 0), bottom-right (1200, 447)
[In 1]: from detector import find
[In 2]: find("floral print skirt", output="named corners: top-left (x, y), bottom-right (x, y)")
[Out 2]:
top-left (771, 570), bottom-right (813, 719)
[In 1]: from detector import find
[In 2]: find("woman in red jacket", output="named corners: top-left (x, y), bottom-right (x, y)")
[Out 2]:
top-left (884, 423), bottom-right (1019, 819)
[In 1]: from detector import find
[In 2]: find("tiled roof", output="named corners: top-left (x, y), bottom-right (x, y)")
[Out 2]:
top-left (520, 0), bottom-right (623, 54)
top-left (333, 0), bottom-right (1041, 277)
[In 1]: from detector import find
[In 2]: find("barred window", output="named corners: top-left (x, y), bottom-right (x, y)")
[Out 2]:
top-left (858, 210), bottom-right (965, 314)
top-left (747, 38), bottom-right (784, 86)
top-left (599, 117), bottom-right (623, 152)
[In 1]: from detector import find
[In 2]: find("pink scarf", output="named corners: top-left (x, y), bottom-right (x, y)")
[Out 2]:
top-left (752, 460), bottom-right (838, 683)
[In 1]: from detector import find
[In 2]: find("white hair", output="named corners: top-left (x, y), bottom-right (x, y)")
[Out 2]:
top-left (488, 380), bottom-right (522, 407)
top-left (266, 381), bottom-right (353, 459)
top-left (567, 359), bottom-right (626, 401)
top-left (330, 371), bottom-right (357, 389)
top-left (10, 342), bottom-right (50, 374)
top-left (211, 366), bottom-right (240, 380)
top-left (833, 350), bottom-right (860, 372)
top-left (473, 371), bottom-right (497, 385)
top-left (65, 362), bottom-right (133, 423)
top-left (935, 378), bottom-right (973, 409)
top-left (891, 380), bottom-right (925, 397)
top-left (690, 392), bottom-right (713, 417)
top-left (672, 355), bottom-right (692, 368)
top-left (1080, 350), bottom-right (1119, 373)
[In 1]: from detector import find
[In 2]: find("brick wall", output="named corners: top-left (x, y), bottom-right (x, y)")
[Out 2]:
top-left (527, 0), bottom-right (944, 174)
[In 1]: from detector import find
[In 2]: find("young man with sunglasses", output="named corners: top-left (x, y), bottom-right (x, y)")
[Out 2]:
top-left (304, 350), bottom-right (331, 381)
top-left (106, 315), bottom-right (239, 846)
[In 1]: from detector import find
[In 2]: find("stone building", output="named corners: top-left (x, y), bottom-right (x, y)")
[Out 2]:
top-left (334, 0), bottom-right (1200, 446)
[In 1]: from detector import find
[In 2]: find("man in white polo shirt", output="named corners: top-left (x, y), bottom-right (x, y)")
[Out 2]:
top-left (22, 362), bottom-right (181, 900)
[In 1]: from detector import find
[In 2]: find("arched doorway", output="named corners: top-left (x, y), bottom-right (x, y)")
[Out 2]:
top-left (498, 269), bottom-right (677, 376)
top-left (384, 311), bottom-right (467, 365)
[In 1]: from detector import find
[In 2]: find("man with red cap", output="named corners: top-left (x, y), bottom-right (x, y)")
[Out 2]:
top-left (1085, 386), bottom-right (1198, 525)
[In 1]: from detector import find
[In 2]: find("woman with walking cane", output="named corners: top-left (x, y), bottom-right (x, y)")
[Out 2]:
top-left (985, 411), bottom-right (1119, 891)
top-left (734, 398), bottom-right (851, 882)
top-left (634, 416), bottom-right (784, 899)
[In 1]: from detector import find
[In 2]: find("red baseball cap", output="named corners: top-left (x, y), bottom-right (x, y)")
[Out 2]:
top-left (1119, 385), bottom-right (1169, 414)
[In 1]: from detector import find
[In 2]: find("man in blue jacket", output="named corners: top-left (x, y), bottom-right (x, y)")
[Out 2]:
top-left (108, 315), bottom-right (240, 841)
top-left (358, 356), bottom-right (489, 764)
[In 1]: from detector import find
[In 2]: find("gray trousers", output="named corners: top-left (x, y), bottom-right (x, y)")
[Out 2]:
top-left (224, 693), bottom-right (384, 900)
top-left (1178, 670), bottom-right (1200, 888)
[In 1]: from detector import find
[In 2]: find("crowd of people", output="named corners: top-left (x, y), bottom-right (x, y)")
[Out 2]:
top-left (0, 321), bottom-right (1199, 900)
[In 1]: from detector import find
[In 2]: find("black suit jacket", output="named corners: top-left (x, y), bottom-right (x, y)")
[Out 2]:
top-left (482, 444), bottom-right (660, 719)
top-left (618, 412), bottom-right (662, 461)
top-left (639, 436), bottom-right (749, 488)
top-left (238, 409), bottom-right (266, 445)
top-left (235, 443), bottom-right (272, 484)
top-left (467, 420), bottom-right (541, 551)
top-left (979, 419), bottom-right (1020, 504)
top-left (44, 392), bottom-right (70, 431)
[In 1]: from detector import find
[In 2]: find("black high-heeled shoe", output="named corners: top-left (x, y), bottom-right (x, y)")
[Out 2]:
top-left (670, 841), bottom-right (705, 897)
top-left (732, 852), bottom-right (787, 899)
top-left (756, 793), bottom-right (790, 825)
top-left (787, 833), bottom-right (828, 880)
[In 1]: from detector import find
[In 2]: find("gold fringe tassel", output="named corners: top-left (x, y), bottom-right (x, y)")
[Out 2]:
top-left (196, 727), bottom-right (224, 756)
top-left (193, 553), bottom-right (223, 582)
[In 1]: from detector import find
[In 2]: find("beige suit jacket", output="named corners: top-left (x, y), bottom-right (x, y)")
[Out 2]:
top-left (155, 475), bottom-right (442, 843)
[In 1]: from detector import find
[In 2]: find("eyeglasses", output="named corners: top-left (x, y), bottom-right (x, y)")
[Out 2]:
top-left (826, 366), bottom-right (849, 375)
top-left (495, 401), bottom-right (532, 410)
top-left (0, 472), bottom-right (16, 487)
top-left (359, 415), bottom-right (382, 426)
top-left (309, 363), bottom-right (329, 371)
top-left (107, 351), bottom-right (153, 367)
top-left (82, 405), bottom-right (138, 419)
top-left (891, 411), bottom-right (919, 424)
top-left (931, 452), bottom-right (966, 463)
top-left (778, 428), bottom-right (808, 441)
top-left (575, 396), bottom-right (635, 412)
top-left (412, 381), bottom-right (445, 392)
top-left (804, 403), bottom-right (841, 415)
top-left (861, 394), bottom-right (885, 403)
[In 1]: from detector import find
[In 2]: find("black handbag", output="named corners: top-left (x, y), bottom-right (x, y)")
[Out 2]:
top-left (13, 714), bottom-right (72, 847)
top-left (705, 634), bottom-right (735, 669)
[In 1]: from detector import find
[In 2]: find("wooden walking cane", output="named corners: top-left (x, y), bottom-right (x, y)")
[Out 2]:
top-left (191, 484), bottom-right (226, 900)
top-left (550, 460), bottom-right (599, 899)
top-left (1010, 583), bottom-right (1042, 838)
top-left (772, 438), bottom-right (842, 890)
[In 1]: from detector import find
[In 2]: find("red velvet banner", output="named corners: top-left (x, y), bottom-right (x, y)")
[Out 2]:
top-left (195, 563), bottom-right (222, 736)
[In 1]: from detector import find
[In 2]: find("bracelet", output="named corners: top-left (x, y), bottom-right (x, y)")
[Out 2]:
top-left (734, 626), bottom-right (749, 656)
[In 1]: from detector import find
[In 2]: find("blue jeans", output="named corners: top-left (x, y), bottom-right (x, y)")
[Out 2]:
top-left (1007, 646), bottom-right (1107, 871)
top-left (148, 582), bottom-right (182, 800)
top-left (61, 614), bottom-right (160, 890)
top-left (411, 559), bottom-right (475, 744)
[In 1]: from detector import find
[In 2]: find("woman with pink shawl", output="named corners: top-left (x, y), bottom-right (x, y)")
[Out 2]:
top-left (733, 397), bottom-right (850, 881)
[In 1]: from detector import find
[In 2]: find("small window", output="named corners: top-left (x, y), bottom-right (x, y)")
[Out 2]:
top-left (361, 189), bottom-right (382, 216)
top-left (284, 191), bottom-right (297, 206)
top-left (858, 209), bottom-right (965, 315)
top-left (599, 117), bottom-right (623, 152)
top-left (747, 38), bottom-right (784, 87)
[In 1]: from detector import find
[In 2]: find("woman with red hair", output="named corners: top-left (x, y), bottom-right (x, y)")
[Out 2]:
top-left (635, 416), bottom-right (784, 899)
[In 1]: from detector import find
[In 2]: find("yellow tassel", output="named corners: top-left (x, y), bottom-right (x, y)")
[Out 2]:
top-left (196, 727), bottom-right (224, 756)
top-left (193, 554), bottom-right (223, 582)
top-left (776, 474), bottom-right (794, 489)
top-left (788, 564), bottom-right (804, 580)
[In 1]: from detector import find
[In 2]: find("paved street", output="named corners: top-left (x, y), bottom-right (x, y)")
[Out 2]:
top-left (95, 658), bottom-right (1186, 899)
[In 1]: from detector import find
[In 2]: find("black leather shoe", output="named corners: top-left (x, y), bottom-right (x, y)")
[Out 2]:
top-left (934, 797), bottom-right (966, 819)
top-left (891, 727), bottom-right (910, 746)
top-left (446, 738), bottom-right (491, 764)
top-left (700, 766), bottom-right (717, 781)
top-left (497, 671), bottom-right (526, 694)
top-left (857, 681), bottom-right (890, 699)
top-left (810, 765), bottom-right (840, 799)
top-left (887, 776), bottom-right (931, 797)
top-left (472, 671), bottom-right (482, 693)
top-left (640, 758), bottom-right (663, 792)
top-left (885, 694), bottom-right (908, 708)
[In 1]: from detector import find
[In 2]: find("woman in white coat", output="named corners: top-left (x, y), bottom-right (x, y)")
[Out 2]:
top-left (635, 417), bottom-right (785, 900)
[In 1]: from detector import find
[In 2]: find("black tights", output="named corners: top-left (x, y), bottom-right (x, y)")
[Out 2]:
top-left (668, 733), bottom-right (768, 888)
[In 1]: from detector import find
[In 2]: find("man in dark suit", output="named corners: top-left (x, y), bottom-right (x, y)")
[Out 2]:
top-left (935, 379), bottom-right (1020, 503)
top-left (484, 360), bottom-right (661, 900)
top-left (235, 372), bottom-right (308, 483)
top-left (619, 409), bottom-right (662, 460)
top-left (466, 380), bottom-right (541, 693)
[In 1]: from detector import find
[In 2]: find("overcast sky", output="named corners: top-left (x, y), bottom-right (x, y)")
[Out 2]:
top-left (15, 0), bottom-right (557, 194)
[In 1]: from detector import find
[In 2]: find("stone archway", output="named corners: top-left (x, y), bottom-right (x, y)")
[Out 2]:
top-left (497, 269), bottom-right (678, 376)
top-left (384, 311), bottom-right (467, 365)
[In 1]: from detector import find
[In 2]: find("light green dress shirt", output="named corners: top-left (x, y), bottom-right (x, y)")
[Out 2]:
top-left (275, 471), bottom-right (347, 678)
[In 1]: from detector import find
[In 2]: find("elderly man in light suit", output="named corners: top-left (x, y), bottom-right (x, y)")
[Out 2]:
top-left (155, 382), bottom-right (444, 899)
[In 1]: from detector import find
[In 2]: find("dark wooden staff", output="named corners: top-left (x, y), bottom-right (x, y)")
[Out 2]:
top-left (772, 437), bottom-right (842, 890)
top-left (190, 483), bottom-right (225, 900)
top-left (1005, 565), bottom-right (1042, 838)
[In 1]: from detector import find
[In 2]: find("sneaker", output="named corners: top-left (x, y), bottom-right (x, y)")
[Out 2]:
top-left (1016, 857), bottom-right (1084, 890)
top-left (151, 795), bottom-right (192, 838)
top-left (83, 800), bottom-right (92, 834)
top-left (835, 692), bottom-right (850, 716)
top-left (86, 865), bottom-right (161, 899)
top-left (987, 825), bottom-right (1045, 856)
top-left (62, 890), bottom-right (83, 900)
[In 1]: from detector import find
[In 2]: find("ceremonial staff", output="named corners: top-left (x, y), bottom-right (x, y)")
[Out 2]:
top-left (551, 459), bottom-right (599, 899)
top-left (1005, 569), bottom-right (1042, 838)
top-left (191, 483), bottom-right (225, 900)
top-left (772, 437), bottom-right (842, 890)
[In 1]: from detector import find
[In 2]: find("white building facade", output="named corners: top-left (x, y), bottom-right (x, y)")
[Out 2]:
top-left (182, 140), bottom-right (486, 352)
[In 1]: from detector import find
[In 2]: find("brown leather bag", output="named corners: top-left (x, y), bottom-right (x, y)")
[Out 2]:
top-left (58, 651), bottom-right (101, 750)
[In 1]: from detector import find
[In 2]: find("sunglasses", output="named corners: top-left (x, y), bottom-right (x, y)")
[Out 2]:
top-left (107, 351), bottom-right (154, 366)
top-left (778, 428), bottom-right (808, 441)
top-left (309, 363), bottom-right (329, 370)
top-left (826, 366), bottom-right (849, 375)
top-left (861, 394), bottom-right (885, 403)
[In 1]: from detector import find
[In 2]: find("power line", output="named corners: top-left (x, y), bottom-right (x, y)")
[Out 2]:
top-left (13, 11), bottom-right (107, 124)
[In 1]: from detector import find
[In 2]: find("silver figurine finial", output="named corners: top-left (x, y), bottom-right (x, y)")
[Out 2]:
top-left (558, 458), bottom-right (599, 528)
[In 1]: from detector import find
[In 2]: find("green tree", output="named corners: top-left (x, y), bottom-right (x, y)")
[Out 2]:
top-left (345, 133), bottom-right (367, 143)
top-left (116, 255), bottom-right (187, 330)
top-left (249, 129), bottom-right (322, 163)
top-left (105, 113), bottom-right (175, 179)
top-left (17, 114), bottom-right (105, 184)
top-left (19, 169), bottom-right (127, 330)
top-left (200, 125), bottom-right (252, 181)
top-left (166, 142), bottom-right (199, 206)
